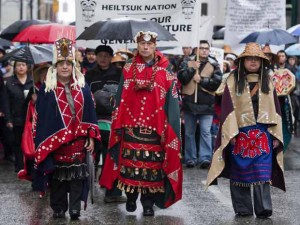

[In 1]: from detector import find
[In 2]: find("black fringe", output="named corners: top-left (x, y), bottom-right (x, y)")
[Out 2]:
top-left (52, 163), bottom-right (89, 181)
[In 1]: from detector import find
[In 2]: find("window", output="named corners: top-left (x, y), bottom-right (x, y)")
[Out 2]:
top-left (201, 3), bottom-right (208, 16)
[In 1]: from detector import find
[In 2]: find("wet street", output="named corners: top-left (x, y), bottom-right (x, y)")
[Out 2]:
top-left (1, 137), bottom-right (300, 225)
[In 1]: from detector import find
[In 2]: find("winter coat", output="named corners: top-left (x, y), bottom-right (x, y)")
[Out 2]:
top-left (5, 74), bottom-right (32, 126)
top-left (177, 55), bottom-right (222, 115)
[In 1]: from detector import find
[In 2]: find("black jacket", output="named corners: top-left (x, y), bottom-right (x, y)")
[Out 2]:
top-left (85, 64), bottom-right (121, 93)
top-left (85, 64), bottom-right (121, 119)
top-left (5, 74), bottom-right (33, 126)
top-left (0, 77), bottom-right (8, 114)
top-left (177, 56), bottom-right (222, 115)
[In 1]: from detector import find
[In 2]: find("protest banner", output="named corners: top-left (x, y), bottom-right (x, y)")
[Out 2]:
top-left (224, 0), bottom-right (286, 54)
top-left (76, 0), bottom-right (213, 50)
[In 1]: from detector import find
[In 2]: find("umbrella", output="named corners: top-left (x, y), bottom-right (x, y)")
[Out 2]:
top-left (1, 45), bottom-right (53, 64)
top-left (240, 28), bottom-right (297, 45)
top-left (287, 24), bottom-right (300, 36)
top-left (0, 19), bottom-right (50, 41)
top-left (0, 38), bottom-right (12, 49)
top-left (212, 27), bottom-right (225, 40)
top-left (77, 17), bottom-right (176, 42)
top-left (86, 151), bottom-right (95, 204)
top-left (12, 24), bottom-right (76, 44)
top-left (285, 44), bottom-right (300, 56)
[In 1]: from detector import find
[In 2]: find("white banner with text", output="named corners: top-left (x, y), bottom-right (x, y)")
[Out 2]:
top-left (76, 0), bottom-right (214, 51)
top-left (224, 0), bottom-right (286, 54)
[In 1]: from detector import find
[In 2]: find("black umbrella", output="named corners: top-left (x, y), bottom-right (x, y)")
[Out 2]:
top-left (0, 38), bottom-right (13, 49)
top-left (0, 19), bottom-right (50, 41)
top-left (77, 17), bottom-right (176, 42)
top-left (1, 45), bottom-right (52, 65)
top-left (240, 28), bottom-right (297, 45)
top-left (86, 151), bottom-right (95, 204)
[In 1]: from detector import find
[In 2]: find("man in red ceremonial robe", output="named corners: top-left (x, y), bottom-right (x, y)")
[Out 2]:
top-left (100, 31), bottom-right (182, 216)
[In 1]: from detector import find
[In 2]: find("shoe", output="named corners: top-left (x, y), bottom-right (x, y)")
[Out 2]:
top-left (256, 210), bottom-right (272, 219)
top-left (104, 195), bottom-right (127, 203)
top-left (235, 212), bottom-right (253, 217)
top-left (70, 210), bottom-right (80, 220)
top-left (143, 207), bottom-right (154, 216)
top-left (186, 161), bottom-right (195, 168)
top-left (199, 160), bottom-right (211, 169)
top-left (70, 214), bottom-right (80, 220)
top-left (53, 210), bottom-right (65, 218)
top-left (126, 201), bottom-right (137, 212)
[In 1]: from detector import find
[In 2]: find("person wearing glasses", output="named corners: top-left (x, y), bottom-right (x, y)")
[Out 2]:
top-left (207, 43), bottom-right (285, 218)
top-left (178, 40), bottom-right (222, 169)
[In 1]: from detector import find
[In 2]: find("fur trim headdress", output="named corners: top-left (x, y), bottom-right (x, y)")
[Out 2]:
top-left (45, 38), bottom-right (85, 92)
top-left (134, 31), bottom-right (158, 43)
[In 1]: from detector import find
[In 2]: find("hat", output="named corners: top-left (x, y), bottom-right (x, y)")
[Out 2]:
top-left (261, 43), bottom-right (278, 64)
top-left (223, 60), bottom-right (231, 68)
top-left (134, 31), bottom-right (158, 43)
top-left (225, 53), bottom-right (237, 61)
top-left (223, 45), bottom-right (237, 57)
top-left (45, 37), bottom-right (85, 92)
top-left (235, 42), bottom-right (270, 65)
top-left (261, 43), bottom-right (277, 56)
top-left (111, 53), bottom-right (126, 63)
top-left (33, 63), bottom-right (51, 83)
top-left (115, 48), bottom-right (134, 59)
top-left (95, 45), bottom-right (113, 56)
top-left (85, 48), bottom-right (95, 53)
top-left (53, 38), bottom-right (74, 64)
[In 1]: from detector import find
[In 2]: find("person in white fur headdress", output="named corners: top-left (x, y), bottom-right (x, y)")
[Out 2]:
top-left (33, 37), bottom-right (100, 220)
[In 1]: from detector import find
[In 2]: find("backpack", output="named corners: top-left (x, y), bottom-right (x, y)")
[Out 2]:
top-left (93, 83), bottom-right (118, 116)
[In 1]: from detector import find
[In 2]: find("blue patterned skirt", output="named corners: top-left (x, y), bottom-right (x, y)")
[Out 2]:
top-left (230, 123), bottom-right (273, 186)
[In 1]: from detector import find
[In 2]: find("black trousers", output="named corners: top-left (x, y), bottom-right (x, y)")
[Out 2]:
top-left (12, 126), bottom-right (24, 171)
top-left (126, 192), bottom-right (156, 209)
top-left (50, 179), bottom-right (83, 216)
top-left (0, 118), bottom-right (14, 159)
top-left (230, 183), bottom-right (272, 216)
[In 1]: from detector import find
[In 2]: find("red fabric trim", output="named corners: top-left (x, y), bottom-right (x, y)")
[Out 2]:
top-left (121, 159), bottom-right (162, 169)
top-left (123, 142), bottom-right (163, 152)
top-left (99, 154), bottom-right (119, 189)
top-left (21, 101), bottom-right (35, 159)
top-left (118, 176), bottom-right (164, 188)
top-left (35, 123), bottom-right (99, 165)
top-left (35, 84), bottom-right (100, 165)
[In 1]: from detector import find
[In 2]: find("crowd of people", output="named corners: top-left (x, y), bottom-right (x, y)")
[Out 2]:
top-left (0, 31), bottom-right (299, 220)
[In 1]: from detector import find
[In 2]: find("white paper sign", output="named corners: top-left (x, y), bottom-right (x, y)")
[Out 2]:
top-left (210, 47), bottom-right (224, 72)
top-left (225, 0), bottom-right (286, 54)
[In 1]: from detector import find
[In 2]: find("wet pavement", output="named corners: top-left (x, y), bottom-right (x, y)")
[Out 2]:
top-left (1, 137), bottom-right (300, 225)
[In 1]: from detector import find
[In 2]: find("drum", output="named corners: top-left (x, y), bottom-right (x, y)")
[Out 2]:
top-left (271, 68), bottom-right (296, 96)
